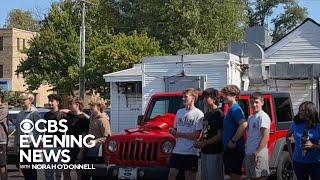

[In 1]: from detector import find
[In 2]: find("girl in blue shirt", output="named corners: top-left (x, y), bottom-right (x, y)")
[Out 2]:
top-left (287, 101), bottom-right (320, 180)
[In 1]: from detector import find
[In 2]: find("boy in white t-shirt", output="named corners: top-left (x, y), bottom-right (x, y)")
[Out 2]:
top-left (244, 92), bottom-right (271, 180)
top-left (168, 88), bottom-right (204, 180)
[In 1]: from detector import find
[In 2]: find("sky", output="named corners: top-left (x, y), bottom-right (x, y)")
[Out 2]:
top-left (0, 0), bottom-right (320, 28)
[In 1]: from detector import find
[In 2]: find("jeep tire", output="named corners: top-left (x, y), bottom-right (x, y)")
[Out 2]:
top-left (277, 151), bottom-right (296, 180)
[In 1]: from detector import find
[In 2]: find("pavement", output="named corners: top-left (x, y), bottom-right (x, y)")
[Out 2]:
top-left (7, 164), bottom-right (77, 180)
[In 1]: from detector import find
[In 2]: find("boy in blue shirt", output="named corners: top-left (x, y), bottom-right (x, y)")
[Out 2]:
top-left (221, 85), bottom-right (247, 180)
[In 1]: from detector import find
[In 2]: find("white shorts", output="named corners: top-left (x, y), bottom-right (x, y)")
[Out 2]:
top-left (244, 153), bottom-right (270, 178)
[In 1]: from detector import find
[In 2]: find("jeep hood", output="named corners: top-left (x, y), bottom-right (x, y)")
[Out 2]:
top-left (111, 113), bottom-right (175, 137)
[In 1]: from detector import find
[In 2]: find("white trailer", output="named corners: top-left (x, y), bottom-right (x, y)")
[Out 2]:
top-left (104, 52), bottom-right (242, 132)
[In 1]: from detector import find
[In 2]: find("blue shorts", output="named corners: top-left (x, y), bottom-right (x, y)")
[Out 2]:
top-left (169, 153), bottom-right (199, 172)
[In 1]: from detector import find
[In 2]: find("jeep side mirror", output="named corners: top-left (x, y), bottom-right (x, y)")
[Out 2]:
top-left (137, 115), bottom-right (144, 126)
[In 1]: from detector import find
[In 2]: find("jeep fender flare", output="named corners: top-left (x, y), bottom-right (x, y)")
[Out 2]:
top-left (269, 137), bottom-right (287, 168)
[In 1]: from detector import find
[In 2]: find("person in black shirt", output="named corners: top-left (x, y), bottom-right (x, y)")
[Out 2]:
top-left (43, 94), bottom-right (66, 180)
top-left (195, 88), bottom-right (224, 180)
top-left (63, 97), bottom-right (89, 180)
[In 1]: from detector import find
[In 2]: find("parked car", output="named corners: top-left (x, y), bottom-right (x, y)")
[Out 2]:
top-left (103, 91), bottom-right (294, 180)
top-left (7, 108), bottom-right (50, 166)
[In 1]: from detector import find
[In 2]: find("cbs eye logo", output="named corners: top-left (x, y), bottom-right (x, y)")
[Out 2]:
top-left (20, 119), bottom-right (34, 134)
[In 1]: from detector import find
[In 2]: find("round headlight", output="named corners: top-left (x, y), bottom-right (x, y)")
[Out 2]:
top-left (162, 141), bottom-right (174, 154)
top-left (108, 140), bottom-right (117, 153)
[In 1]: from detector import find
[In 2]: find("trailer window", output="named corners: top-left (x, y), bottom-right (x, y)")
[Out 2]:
top-left (274, 97), bottom-right (293, 123)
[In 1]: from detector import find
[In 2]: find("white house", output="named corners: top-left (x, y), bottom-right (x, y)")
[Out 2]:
top-left (250, 18), bottom-right (320, 113)
top-left (104, 52), bottom-right (243, 132)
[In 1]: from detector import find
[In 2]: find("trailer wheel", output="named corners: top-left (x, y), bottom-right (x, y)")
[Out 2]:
top-left (277, 151), bottom-right (296, 180)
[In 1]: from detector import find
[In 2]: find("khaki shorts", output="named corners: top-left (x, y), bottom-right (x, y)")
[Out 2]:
top-left (244, 154), bottom-right (270, 178)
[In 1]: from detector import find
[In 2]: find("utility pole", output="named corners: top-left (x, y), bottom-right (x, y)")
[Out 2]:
top-left (79, 0), bottom-right (87, 100)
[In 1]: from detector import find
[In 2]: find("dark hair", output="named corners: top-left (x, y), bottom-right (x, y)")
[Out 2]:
top-left (48, 94), bottom-right (62, 103)
top-left (68, 96), bottom-right (84, 111)
top-left (203, 88), bottom-right (220, 105)
top-left (221, 85), bottom-right (240, 99)
top-left (294, 101), bottom-right (319, 128)
top-left (250, 92), bottom-right (264, 102)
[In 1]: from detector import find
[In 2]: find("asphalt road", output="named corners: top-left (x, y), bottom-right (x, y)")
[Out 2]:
top-left (7, 164), bottom-right (77, 180)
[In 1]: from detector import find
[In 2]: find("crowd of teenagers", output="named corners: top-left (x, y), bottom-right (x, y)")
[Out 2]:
top-left (0, 92), bottom-right (111, 180)
top-left (0, 85), bottom-right (319, 180)
top-left (168, 85), bottom-right (320, 180)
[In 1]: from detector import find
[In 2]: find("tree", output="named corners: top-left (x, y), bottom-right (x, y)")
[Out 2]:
top-left (86, 33), bottom-right (164, 97)
top-left (245, 0), bottom-right (307, 42)
top-left (16, 1), bottom-right (80, 95)
top-left (5, 91), bottom-right (23, 108)
top-left (16, 0), bottom-right (163, 97)
top-left (271, 3), bottom-right (307, 42)
top-left (4, 9), bottom-right (40, 31)
top-left (115, 0), bottom-right (248, 54)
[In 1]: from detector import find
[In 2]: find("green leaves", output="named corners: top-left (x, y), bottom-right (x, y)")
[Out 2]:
top-left (16, 0), bottom-right (163, 97)
top-left (117, 0), bottom-right (247, 54)
top-left (246, 0), bottom-right (307, 42)
top-left (86, 33), bottom-right (163, 96)
top-left (271, 3), bottom-right (307, 42)
top-left (4, 9), bottom-right (40, 31)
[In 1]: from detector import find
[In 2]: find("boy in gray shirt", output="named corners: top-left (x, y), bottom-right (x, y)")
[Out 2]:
top-left (168, 88), bottom-right (203, 180)
top-left (244, 92), bottom-right (271, 179)
top-left (16, 93), bottom-right (41, 180)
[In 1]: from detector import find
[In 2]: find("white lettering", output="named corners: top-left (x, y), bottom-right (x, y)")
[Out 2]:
top-left (33, 150), bottom-right (43, 162)
top-left (60, 149), bottom-right (70, 163)
top-left (20, 150), bottom-right (31, 162)
top-left (42, 135), bottom-right (53, 148)
top-left (43, 149), bottom-right (60, 163)
top-left (35, 119), bottom-right (47, 133)
top-left (59, 119), bottom-right (68, 133)
top-left (20, 135), bottom-right (30, 148)
top-left (83, 135), bottom-right (96, 148)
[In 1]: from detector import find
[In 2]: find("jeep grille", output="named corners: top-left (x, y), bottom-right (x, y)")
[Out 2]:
top-left (119, 141), bottom-right (158, 162)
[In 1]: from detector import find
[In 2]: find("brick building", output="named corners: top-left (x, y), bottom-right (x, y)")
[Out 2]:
top-left (0, 27), bottom-right (51, 107)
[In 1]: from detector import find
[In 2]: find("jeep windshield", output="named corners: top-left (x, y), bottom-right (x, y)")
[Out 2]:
top-left (145, 96), bottom-right (204, 121)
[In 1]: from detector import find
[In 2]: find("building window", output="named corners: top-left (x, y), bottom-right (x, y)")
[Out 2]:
top-left (23, 39), bottom-right (26, 49)
top-left (0, 37), bottom-right (3, 51)
top-left (0, 65), bottom-right (3, 78)
top-left (17, 38), bottom-right (20, 51)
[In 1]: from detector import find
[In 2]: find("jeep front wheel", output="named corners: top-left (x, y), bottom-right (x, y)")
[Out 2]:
top-left (277, 151), bottom-right (296, 180)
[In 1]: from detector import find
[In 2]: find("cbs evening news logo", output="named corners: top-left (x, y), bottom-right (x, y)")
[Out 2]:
top-left (19, 118), bottom-right (96, 170)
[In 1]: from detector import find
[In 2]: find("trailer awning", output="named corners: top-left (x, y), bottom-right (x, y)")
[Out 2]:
top-left (103, 64), bottom-right (142, 82)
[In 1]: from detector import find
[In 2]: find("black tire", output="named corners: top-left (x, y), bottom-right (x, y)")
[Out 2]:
top-left (277, 151), bottom-right (296, 180)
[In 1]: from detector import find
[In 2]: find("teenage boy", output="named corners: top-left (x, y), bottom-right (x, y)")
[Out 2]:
top-left (195, 88), bottom-right (224, 180)
top-left (244, 92), bottom-right (271, 180)
top-left (222, 85), bottom-right (247, 180)
top-left (43, 94), bottom-right (66, 180)
top-left (168, 88), bottom-right (204, 180)
top-left (16, 93), bottom-right (41, 180)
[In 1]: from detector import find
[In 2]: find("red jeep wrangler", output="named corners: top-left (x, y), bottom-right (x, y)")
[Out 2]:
top-left (103, 91), bottom-right (294, 180)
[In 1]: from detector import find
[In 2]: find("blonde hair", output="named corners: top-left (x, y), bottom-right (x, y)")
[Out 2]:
top-left (89, 95), bottom-right (107, 113)
top-left (182, 88), bottom-right (198, 102)
top-left (21, 93), bottom-right (35, 103)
